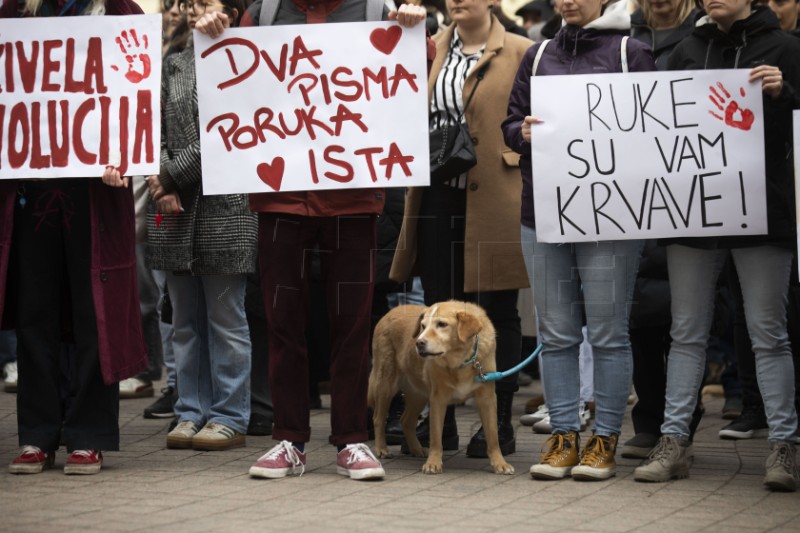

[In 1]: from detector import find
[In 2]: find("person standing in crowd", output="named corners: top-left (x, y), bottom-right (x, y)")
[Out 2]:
top-left (390, 0), bottom-right (531, 460)
top-left (630, 0), bottom-right (698, 68)
top-left (633, 0), bottom-right (800, 491)
top-left (139, 0), bottom-right (192, 422)
top-left (622, 0), bottom-right (701, 459)
top-left (195, 1), bottom-right (430, 481)
top-left (515, 0), bottom-right (554, 41)
top-left (766, 0), bottom-right (799, 34)
top-left (503, 0), bottom-right (655, 481)
top-left (105, 0), bottom-right (258, 451)
top-left (1, 0), bottom-right (149, 476)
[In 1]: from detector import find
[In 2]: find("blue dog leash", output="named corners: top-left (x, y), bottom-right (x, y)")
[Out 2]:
top-left (473, 344), bottom-right (543, 383)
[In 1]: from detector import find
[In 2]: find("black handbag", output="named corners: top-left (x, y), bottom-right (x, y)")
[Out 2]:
top-left (429, 65), bottom-right (487, 185)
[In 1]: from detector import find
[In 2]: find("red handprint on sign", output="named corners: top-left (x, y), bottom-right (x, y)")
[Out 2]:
top-left (110, 29), bottom-right (152, 84)
top-left (708, 82), bottom-right (754, 131)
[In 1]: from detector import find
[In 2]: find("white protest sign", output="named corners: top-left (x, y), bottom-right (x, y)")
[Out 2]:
top-left (531, 69), bottom-right (766, 243)
top-left (794, 110), bottom-right (800, 279)
top-left (194, 22), bottom-right (429, 195)
top-left (0, 15), bottom-right (161, 179)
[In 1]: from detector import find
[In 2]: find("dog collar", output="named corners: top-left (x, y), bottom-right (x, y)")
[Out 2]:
top-left (459, 334), bottom-right (481, 369)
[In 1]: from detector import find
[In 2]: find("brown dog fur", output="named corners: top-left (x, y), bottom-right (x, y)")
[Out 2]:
top-left (368, 301), bottom-right (514, 475)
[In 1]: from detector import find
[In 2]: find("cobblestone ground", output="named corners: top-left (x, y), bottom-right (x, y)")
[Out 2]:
top-left (1, 379), bottom-right (798, 532)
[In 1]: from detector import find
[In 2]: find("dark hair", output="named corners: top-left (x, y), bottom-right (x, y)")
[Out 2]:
top-left (221, 0), bottom-right (246, 26)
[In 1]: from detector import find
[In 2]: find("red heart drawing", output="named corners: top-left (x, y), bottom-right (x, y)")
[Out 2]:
top-left (256, 158), bottom-right (285, 191)
top-left (370, 26), bottom-right (402, 55)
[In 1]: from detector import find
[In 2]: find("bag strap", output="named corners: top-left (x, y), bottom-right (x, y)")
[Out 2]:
top-left (458, 64), bottom-right (488, 121)
top-left (532, 39), bottom-right (551, 75)
top-left (258, 0), bottom-right (281, 25)
top-left (366, 0), bottom-right (385, 21)
top-left (620, 35), bottom-right (629, 73)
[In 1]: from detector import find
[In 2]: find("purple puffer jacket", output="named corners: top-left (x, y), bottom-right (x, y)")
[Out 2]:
top-left (502, 2), bottom-right (656, 229)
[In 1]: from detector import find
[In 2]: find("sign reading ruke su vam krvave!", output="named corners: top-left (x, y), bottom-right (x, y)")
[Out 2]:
top-left (0, 15), bottom-right (161, 179)
top-left (194, 22), bottom-right (430, 195)
top-left (530, 69), bottom-right (767, 243)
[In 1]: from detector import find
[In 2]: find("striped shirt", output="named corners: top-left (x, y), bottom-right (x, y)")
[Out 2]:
top-left (430, 30), bottom-right (485, 189)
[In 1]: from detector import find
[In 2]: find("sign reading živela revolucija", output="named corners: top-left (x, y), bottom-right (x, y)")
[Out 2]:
top-left (530, 69), bottom-right (766, 243)
top-left (0, 15), bottom-right (162, 178)
top-left (194, 21), bottom-right (430, 195)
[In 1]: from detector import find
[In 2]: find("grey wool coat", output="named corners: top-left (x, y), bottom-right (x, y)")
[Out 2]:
top-left (146, 47), bottom-right (257, 276)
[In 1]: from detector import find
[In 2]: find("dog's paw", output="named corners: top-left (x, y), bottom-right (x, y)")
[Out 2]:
top-left (375, 447), bottom-right (393, 459)
top-left (422, 461), bottom-right (443, 474)
top-left (492, 462), bottom-right (515, 475)
top-left (407, 445), bottom-right (426, 458)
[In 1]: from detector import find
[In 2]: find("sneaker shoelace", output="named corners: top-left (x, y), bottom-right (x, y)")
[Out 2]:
top-left (175, 421), bottom-right (196, 432)
top-left (580, 436), bottom-right (608, 466)
top-left (648, 436), bottom-right (677, 464)
top-left (260, 441), bottom-right (305, 476)
top-left (20, 445), bottom-right (43, 457)
top-left (769, 444), bottom-right (796, 473)
top-left (541, 434), bottom-right (571, 462)
top-left (344, 443), bottom-right (379, 465)
top-left (70, 450), bottom-right (98, 459)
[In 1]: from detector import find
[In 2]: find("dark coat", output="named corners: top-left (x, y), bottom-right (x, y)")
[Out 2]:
top-left (0, 181), bottom-right (147, 384)
top-left (630, 8), bottom-right (699, 70)
top-left (0, 0), bottom-right (148, 384)
top-left (664, 6), bottom-right (800, 249)
top-left (502, 4), bottom-right (657, 229)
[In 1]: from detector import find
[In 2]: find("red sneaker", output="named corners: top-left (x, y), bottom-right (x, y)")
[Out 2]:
top-left (64, 450), bottom-right (103, 475)
top-left (336, 443), bottom-right (385, 480)
top-left (249, 441), bottom-right (306, 479)
top-left (9, 445), bottom-right (55, 474)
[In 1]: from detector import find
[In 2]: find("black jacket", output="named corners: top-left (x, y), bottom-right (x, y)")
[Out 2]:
top-left (630, 8), bottom-right (699, 70)
top-left (664, 6), bottom-right (800, 249)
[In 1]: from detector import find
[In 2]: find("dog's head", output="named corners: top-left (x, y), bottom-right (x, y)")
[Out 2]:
top-left (414, 302), bottom-right (483, 361)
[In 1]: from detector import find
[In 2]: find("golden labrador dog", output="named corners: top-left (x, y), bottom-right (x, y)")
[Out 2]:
top-left (368, 301), bottom-right (514, 475)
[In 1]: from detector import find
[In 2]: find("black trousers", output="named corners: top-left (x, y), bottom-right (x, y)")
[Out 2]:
top-left (630, 324), bottom-right (703, 438)
top-left (417, 185), bottom-right (521, 394)
top-left (14, 180), bottom-right (119, 452)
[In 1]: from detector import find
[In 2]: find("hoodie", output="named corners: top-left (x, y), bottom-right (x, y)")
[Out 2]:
top-left (664, 6), bottom-right (800, 249)
top-left (502, 0), bottom-right (657, 229)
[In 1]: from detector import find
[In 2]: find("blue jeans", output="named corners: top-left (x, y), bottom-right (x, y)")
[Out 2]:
top-left (167, 273), bottom-right (251, 433)
top-left (521, 226), bottom-right (642, 436)
top-left (153, 269), bottom-right (176, 389)
top-left (136, 243), bottom-right (163, 382)
top-left (662, 244), bottom-right (797, 442)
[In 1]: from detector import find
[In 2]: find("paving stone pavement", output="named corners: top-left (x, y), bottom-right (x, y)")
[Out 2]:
top-left (1, 381), bottom-right (798, 533)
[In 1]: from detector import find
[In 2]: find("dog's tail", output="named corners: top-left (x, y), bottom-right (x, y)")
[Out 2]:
top-left (367, 323), bottom-right (399, 409)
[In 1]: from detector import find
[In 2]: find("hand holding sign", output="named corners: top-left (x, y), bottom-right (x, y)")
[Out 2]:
top-left (387, 3), bottom-right (427, 27)
top-left (749, 64), bottom-right (784, 99)
top-left (708, 82), bottom-right (754, 131)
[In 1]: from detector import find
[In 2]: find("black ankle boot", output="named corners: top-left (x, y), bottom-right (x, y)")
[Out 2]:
top-left (385, 393), bottom-right (405, 445)
top-left (401, 405), bottom-right (458, 453)
top-left (466, 391), bottom-right (516, 458)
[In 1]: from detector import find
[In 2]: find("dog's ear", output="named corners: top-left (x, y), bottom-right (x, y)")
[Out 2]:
top-left (413, 312), bottom-right (425, 339)
top-left (456, 312), bottom-right (482, 342)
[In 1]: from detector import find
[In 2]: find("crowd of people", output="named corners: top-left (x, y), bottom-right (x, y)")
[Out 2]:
top-left (0, 0), bottom-right (798, 493)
